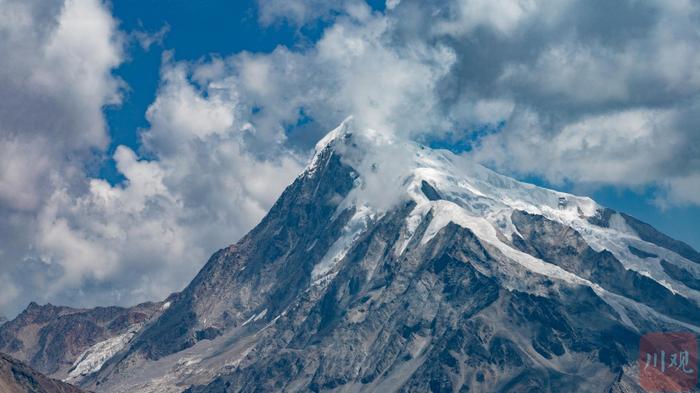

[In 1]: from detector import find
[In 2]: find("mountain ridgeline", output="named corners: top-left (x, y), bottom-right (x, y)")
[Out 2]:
top-left (2, 119), bottom-right (699, 392)
top-left (0, 352), bottom-right (87, 393)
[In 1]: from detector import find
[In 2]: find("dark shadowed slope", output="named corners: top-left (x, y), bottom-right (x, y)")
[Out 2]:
top-left (0, 352), bottom-right (87, 393)
top-left (0, 301), bottom-right (164, 381)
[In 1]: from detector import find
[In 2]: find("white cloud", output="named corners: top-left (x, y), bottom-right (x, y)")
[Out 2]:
top-left (471, 107), bottom-right (698, 200)
top-left (0, 139), bottom-right (52, 211)
top-left (41, 0), bottom-right (123, 111)
top-left (315, 17), bottom-right (456, 134)
top-left (434, 0), bottom-right (545, 36)
top-left (133, 24), bottom-right (170, 51)
top-left (0, 274), bottom-right (19, 310)
top-left (500, 44), bottom-right (633, 103)
top-left (198, 7), bottom-right (457, 143)
top-left (663, 174), bottom-right (700, 206)
top-left (0, 0), bottom-right (125, 315)
top-left (257, 0), bottom-right (349, 26)
top-left (0, 0), bottom-right (123, 210)
top-left (146, 61), bottom-right (235, 141)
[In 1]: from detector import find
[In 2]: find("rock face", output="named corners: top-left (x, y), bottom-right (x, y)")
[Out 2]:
top-left (0, 352), bottom-right (86, 393)
top-left (0, 301), bottom-right (164, 380)
top-left (5, 119), bottom-right (700, 392)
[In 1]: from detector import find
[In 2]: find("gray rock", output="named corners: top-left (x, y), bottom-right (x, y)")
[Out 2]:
top-left (0, 301), bottom-right (163, 379)
top-left (661, 259), bottom-right (700, 291)
top-left (627, 245), bottom-right (657, 259)
top-left (511, 210), bottom-right (700, 326)
top-left (621, 213), bottom-right (700, 264)
top-left (0, 351), bottom-right (87, 393)
top-left (586, 208), bottom-right (700, 264)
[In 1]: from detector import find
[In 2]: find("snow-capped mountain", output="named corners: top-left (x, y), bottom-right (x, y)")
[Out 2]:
top-left (3, 118), bottom-right (699, 392)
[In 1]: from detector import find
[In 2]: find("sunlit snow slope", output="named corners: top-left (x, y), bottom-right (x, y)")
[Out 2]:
top-left (311, 117), bottom-right (700, 308)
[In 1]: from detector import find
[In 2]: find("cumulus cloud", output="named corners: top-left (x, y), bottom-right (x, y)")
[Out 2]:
top-left (472, 108), bottom-right (689, 186)
top-left (194, 3), bottom-right (458, 150)
top-left (433, 0), bottom-right (547, 37)
top-left (433, 0), bottom-right (700, 204)
top-left (0, 0), bottom-right (124, 314)
top-left (0, 0), bottom-right (122, 209)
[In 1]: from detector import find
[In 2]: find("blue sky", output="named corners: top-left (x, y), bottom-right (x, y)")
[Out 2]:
top-left (0, 0), bottom-right (698, 317)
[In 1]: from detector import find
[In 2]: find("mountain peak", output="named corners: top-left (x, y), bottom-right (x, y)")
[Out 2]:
top-left (313, 115), bottom-right (355, 154)
top-left (313, 116), bottom-right (398, 155)
top-left (310, 116), bottom-right (400, 175)
top-left (309, 119), bottom-right (599, 232)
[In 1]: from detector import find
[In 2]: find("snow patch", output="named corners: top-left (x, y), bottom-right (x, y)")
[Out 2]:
top-left (253, 309), bottom-right (267, 322)
top-left (312, 205), bottom-right (375, 281)
top-left (420, 200), bottom-right (590, 287)
top-left (394, 206), bottom-right (424, 256)
top-left (66, 329), bottom-right (138, 383)
top-left (240, 309), bottom-right (268, 327)
top-left (240, 313), bottom-right (256, 327)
